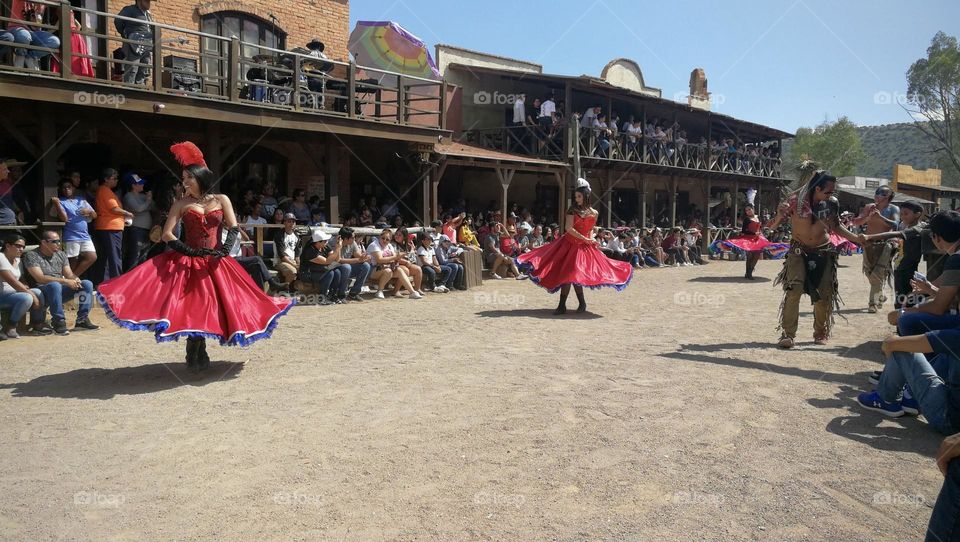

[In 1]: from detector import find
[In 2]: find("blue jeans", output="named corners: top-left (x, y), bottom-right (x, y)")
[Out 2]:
top-left (9, 28), bottom-right (59, 59)
top-left (927, 457), bottom-right (960, 542)
top-left (94, 230), bottom-right (123, 284)
top-left (878, 352), bottom-right (960, 435)
top-left (337, 262), bottom-right (371, 296)
top-left (302, 269), bottom-right (337, 297)
top-left (0, 31), bottom-right (13, 55)
top-left (899, 312), bottom-right (960, 339)
top-left (38, 280), bottom-right (94, 322)
top-left (0, 289), bottom-right (45, 325)
top-left (440, 262), bottom-right (460, 288)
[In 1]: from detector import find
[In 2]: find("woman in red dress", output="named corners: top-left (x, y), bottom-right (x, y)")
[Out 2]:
top-left (97, 142), bottom-right (295, 371)
top-left (517, 178), bottom-right (632, 314)
top-left (720, 203), bottom-right (775, 279)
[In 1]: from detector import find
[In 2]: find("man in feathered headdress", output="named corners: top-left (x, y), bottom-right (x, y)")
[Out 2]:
top-left (765, 161), bottom-right (864, 348)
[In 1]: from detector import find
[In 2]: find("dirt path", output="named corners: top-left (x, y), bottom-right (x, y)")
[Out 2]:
top-left (0, 256), bottom-right (942, 541)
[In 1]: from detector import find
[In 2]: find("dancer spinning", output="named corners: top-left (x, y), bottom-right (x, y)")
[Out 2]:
top-left (720, 203), bottom-right (775, 280)
top-left (766, 168), bottom-right (861, 348)
top-left (517, 178), bottom-right (632, 314)
top-left (97, 142), bottom-right (295, 371)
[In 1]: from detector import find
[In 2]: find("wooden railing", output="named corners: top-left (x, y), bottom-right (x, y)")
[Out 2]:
top-left (460, 123), bottom-right (783, 178)
top-left (0, 0), bottom-right (444, 129)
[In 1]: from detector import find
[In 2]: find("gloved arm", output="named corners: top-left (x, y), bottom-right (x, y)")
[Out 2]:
top-left (209, 227), bottom-right (240, 257)
top-left (167, 238), bottom-right (207, 257)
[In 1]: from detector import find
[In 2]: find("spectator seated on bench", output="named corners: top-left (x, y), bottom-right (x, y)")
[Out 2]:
top-left (0, 233), bottom-right (48, 339)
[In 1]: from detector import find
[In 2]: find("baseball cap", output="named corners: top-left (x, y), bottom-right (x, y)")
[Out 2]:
top-left (283, 213), bottom-right (297, 221)
top-left (311, 228), bottom-right (331, 242)
top-left (124, 173), bottom-right (145, 185)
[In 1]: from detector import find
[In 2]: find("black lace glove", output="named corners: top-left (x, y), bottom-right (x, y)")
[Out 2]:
top-left (167, 238), bottom-right (207, 257)
top-left (209, 227), bottom-right (240, 258)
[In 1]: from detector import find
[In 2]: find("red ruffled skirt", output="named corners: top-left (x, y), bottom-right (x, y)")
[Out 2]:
top-left (96, 251), bottom-right (295, 346)
top-left (516, 235), bottom-right (633, 293)
top-left (720, 234), bottom-right (776, 252)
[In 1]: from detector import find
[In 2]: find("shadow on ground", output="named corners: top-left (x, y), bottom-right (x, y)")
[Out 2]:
top-left (677, 340), bottom-right (882, 363)
top-left (687, 276), bottom-right (772, 283)
top-left (0, 361), bottom-right (244, 400)
top-left (477, 309), bottom-right (602, 320)
top-left (809, 385), bottom-right (942, 457)
top-left (659, 351), bottom-right (863, 386)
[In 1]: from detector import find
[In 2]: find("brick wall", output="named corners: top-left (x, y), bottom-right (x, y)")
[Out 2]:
top-left (106, 0), bottom-right (350, 62)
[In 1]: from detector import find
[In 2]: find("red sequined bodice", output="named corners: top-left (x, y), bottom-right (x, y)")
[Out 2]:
top-left (183, 208), bottom-right (223, 250)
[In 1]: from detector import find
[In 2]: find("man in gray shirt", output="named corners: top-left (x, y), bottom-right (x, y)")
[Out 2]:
top-left (23, 230), bottom-right (99, 335)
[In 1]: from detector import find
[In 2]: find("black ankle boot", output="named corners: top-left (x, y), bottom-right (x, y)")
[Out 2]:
top-left (575, 289), bottom-right (586, 313)
top-left (197, 339), bottom-right (210, 371)
top-left (185, 338), bottom-right (201, 372)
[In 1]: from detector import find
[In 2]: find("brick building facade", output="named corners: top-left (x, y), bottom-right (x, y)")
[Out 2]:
top-left (105, 0), bottom-right (350, 62)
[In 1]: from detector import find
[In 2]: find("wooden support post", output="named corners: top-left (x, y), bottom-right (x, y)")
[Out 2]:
top-left (432, 160), bottom-right (447, 223)
top-left (292, 55), bottom-right (302, 112)
top-left (555, 171), bottom-right (565, 225)
top-left (59, 1), bottom-right (73, 79)
top-left (228, 38), bottom-right (241, 102)
top-left (640, 175), bottom-right (647, 227)
top-left (439, 81), bottom-right (447, 130)
top-left (152, 26), bottom-right (163, 92)
top-left (397, 75), bottom-right (406, 124)
top-left (495, 168), bottom-right (515, 217)
top-left (347, 62), bottom-right (356, 118)
top-left (702, 176), bottom-right (712, 252)
top-left (420, 170), bottom-right (430, 226)
top-left (670, 175), bottom-right (678, 228)
top-left (325, 137), bottom-right (340, 223)
top-left (733, 180), bottom-right (740, 226)
top-left (605, 169), bottom-right (613, 227)
top-left (564, 81), bottom-right (573, 160)
top-left (38, 110), bottom-right (58, 202)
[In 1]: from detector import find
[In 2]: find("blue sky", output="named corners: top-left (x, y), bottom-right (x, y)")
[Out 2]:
top-left (349, 0), bottom-right (957, 133)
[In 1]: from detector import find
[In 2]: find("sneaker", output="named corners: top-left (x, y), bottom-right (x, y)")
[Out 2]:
top-left (73, 318), bottom-right (100, 331)
top-left (856, 391), bottom-right (905, 418)
top-left (31, 323), bottom-right (54, 336)
top-left (777, 336), bottom-right (795, 349)
top-left (673, 263), bottom-right (681, 268)
top-left (360, 286), bottom-right (372, 294)
top-left (868, 370), bottom-right (883, 386)
top-left (867, 305), bottom-right (878, 314)
top-left (435, 285), bottom-right (448, 293)
top-left (516, 274), bottom-right (528, 280)
top-left (375, 291), bottom-right (385, 299)
top-left (410, 291), bottom-right (423, 300)
top-left (902, 387), bottom-right (920, 415)
top-left (491, 273), bottom-right (503, 280)
top-left (52, 319), bottom-right (70, 336)
top-left (347, 293), bottom-right (364, 302)
top-left (4, 328), bottom-right (20, 339)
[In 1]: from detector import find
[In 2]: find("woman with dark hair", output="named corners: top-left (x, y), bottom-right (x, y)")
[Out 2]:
top-left (0, 233), bottom-right (47, 339)
top-left (718, 203), bottom-right (775, 279)
top-left (516, 178), bottom-right (633, 314)
top-left (96, 142), bottom-right (295, 372)
top-left (286, 189), bottom-right (311, 223)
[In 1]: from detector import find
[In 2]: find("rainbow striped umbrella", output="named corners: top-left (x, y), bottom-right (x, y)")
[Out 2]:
top-left (349, 21), bottom-right (441, 80)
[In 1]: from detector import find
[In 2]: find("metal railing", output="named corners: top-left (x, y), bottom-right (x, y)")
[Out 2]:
top-left (460, 123), bottom-right (783, 178)
top-left (0, 0), bottom-right (444, 129)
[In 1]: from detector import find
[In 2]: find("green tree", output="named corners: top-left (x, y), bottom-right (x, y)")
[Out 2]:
top-left (786, 116), bottom-right (865, 177)
top-left (905, 31), bottom-right (960, 175)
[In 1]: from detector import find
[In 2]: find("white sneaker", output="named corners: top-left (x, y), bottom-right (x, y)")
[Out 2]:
top-left (375, 291), bottom-right (385, 299)
top-left (410, 291), bottom-right (423, 299)
top-left (516, 274), bottom-right (528, 280)
top-left (491, 273), bottom-right (503, 280)
top-left (360, 286), bottom-right (372, 294)
top-left (24, 56), bottom-right (39, 70)
top-left (674, 263), bottom-right (680, 267)
top-left (435, 286), bottom-right (448, 293)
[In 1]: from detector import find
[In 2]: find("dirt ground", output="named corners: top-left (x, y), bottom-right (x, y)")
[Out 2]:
top-left (0, 255), bottom-right (945, 541)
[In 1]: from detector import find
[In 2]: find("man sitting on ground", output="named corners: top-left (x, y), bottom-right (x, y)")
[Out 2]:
top-left (23, 230), bottom-right (99, 335)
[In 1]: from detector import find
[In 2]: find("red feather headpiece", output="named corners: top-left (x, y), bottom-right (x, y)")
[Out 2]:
top-left (170, 141), bottom-right (207, 169)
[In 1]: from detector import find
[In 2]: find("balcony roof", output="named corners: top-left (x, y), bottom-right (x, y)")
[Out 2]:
top-left (447, 63), bottom-right (793, 141)
top-left (434, 141), bottom-right (567, 171)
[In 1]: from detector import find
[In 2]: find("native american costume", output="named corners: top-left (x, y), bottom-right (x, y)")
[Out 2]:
top-left (773, 192), bottom-right (843, 342)
top-left (861, 204), bottom-right (900, 309)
